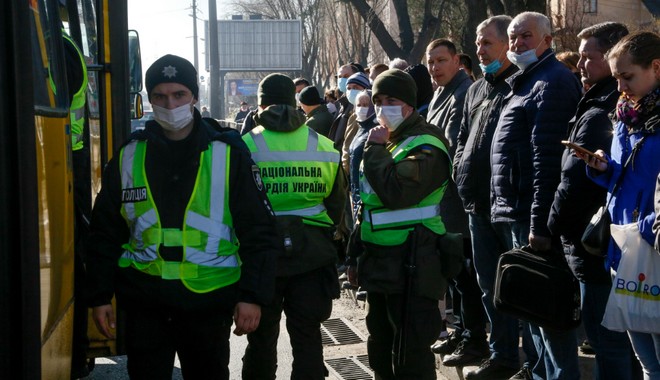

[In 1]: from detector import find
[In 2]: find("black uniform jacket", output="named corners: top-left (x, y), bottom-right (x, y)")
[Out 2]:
top-left (86, 111), bottom-right (280, 312)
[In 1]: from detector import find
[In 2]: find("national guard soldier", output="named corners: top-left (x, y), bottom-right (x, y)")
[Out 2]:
top-left (348, 69), bottom-right (452, 379)
top-left (241, 73), bottom-right (347, 379)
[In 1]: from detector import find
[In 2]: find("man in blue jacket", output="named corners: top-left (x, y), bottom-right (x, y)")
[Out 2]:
top-left (489, 12), bottom-right (582, 380)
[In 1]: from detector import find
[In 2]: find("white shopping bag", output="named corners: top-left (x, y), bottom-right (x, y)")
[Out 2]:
top-left (601, 223), bottom-right (660, 334)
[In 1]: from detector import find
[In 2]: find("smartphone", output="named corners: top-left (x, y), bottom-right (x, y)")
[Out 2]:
top-left (561, 140), bottom-right (607, 163)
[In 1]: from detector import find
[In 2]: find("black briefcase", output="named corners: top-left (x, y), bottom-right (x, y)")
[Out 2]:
top-left (493, 246), bottom-right (581, 331)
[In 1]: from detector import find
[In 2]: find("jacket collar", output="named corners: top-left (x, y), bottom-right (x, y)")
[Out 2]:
top-left (427, 70), bottom-right (472, 120)
top-left (485, 64), bottom-right (518, 85)
top-left (306, 104), bottom-right (327, 118)
top-left (582, 76), bottom-right (619, 106)
top-left (506, 48), bottom-right (555, 87)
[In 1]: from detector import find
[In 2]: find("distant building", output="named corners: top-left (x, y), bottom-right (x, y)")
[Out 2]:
top-left (550, 0), bottom-right (659, 32)
top-left (549, 0), bottom-right (658, 52)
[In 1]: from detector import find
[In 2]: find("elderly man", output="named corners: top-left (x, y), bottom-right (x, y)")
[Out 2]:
top-left (488, 12), bottom-right (582, 380)
top-left (547, 22), bottom-right (637, 380)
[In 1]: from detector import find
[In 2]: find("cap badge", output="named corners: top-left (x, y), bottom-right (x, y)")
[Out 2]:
top-left (162, 65), bottom-right (177, 78)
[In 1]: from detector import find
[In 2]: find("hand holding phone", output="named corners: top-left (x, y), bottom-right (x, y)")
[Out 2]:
top-left (561, 140), bottom-right (607, 163)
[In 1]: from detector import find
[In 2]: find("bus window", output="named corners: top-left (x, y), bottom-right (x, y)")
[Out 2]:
top-left (30, 4), bottom-right (50, 107)
top-left (128, 30), bottom-right (143, 94)
top-left (30, 0), bottom-right (69, 110)
top-left (75, 0), bottom-right (100, 118)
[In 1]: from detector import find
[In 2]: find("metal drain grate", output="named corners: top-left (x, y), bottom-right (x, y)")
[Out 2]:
top-left (356, 354), bottom-right (369, 367)
top-left (326, 355), bottom-right (372, 380)
top-left (321, 318), bottom-right (365, 345)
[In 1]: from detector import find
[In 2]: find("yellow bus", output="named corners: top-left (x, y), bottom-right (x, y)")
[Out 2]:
top-left (0, 0), bottom-right (141, 378)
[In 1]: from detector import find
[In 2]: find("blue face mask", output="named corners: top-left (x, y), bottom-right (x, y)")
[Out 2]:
top-left (479, 60), bottom-right (502, 75)
top-left (346, 89), bottom-right (360, 105)
top-left (338, 77), bottom-right (348, 93)
top-left (479, 47), bottom-right (506, 75)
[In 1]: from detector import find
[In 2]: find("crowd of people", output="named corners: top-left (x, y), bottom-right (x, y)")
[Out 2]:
top-left (83, 9), bottom-right (660, 380)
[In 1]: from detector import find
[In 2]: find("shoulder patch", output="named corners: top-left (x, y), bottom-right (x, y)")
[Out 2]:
top-left (251, 165), bottom-right (264, 191)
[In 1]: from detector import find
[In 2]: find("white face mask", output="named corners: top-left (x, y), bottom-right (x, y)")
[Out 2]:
top-left (376, 105), bottom-right (405, 131)
top-left (295, 93), bottom-right (301, 103)
top-left (355, 106), bottom-right (370, 122)
top-left (152, 102), bottom-right (194, 132)
top-left (506, 39), bottom-right (545, 71)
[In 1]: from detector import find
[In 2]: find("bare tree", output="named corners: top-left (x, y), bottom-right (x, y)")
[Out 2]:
top-left (340, 0), bottom-right (442, 62)
top-left (550, 0), bottom-right (588, 53)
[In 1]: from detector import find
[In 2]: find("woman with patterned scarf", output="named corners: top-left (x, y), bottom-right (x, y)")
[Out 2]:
top-left (579, 31), bottom-right (660, 379)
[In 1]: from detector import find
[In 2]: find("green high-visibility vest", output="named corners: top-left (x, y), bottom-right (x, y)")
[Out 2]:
top-left (118, 139), bottom-right (241, 294)
top-left (62, 32), bottom-right (88, 151)
top-left (243, 125), bottom-right (339, 227)
top-left (360, 134), bottom-right (449, 246)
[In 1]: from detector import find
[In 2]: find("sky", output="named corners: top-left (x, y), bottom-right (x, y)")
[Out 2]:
top-left (128, 0), bottom-right (235, 79)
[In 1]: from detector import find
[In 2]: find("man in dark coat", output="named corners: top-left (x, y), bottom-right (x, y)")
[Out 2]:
top-left (452, 15), bottom-right (532, 379)
top-left (425, 38), bottom-right (487, 366)
top-left (299, 85), bottom-right (333, 137)
top-left (548, 22), bottom-right (638, 380)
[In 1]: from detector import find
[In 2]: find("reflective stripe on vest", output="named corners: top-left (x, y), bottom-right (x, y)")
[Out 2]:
top-left (364, 204), bottom-right (441, 227)
top-left (119, 140), bottom-right (240, 293)
top-left (62, 32), bottom-right (88, 151)
top-left (360, 134), bottom-right (449, 246)
top-left (244, 126), bottom-right (338, 226)
top-left (250, 131), bottom-right (340, 163)
top-left (274, 204), bottom-right (327, 217)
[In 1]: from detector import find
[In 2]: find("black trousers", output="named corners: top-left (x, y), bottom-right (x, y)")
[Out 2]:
top-left (366, 292), bottom-right (442, 380)
top-left (242, 265), bottom-right (335, 380)
top-left (124, 305), bottom-right (233, 380)
top-left (449, 237), bottom-right (488, 341)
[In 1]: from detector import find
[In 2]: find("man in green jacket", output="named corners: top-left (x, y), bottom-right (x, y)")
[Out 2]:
top-left (348, 69), bottom-right (452, 379)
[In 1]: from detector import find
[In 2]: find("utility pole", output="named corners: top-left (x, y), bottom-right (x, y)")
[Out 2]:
top-left (191, 0), bottom-right (199, 73)
top-left (208, 0), bottom-right (220, 119)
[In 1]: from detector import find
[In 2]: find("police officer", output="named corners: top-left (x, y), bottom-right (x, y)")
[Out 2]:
top-left (241, 73), bottom-right (347, 379)
top-left (348, 69), bottom-right (452, 379)
top-left (86, 55), bottom-right (278, 380)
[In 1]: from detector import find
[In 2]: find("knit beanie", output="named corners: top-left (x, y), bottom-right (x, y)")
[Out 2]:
top-left (372, 69), bottom-right (417, 107)
top-left (404, 64), bottom-right (433, 108)
top-left (146, 54), bottom-right (199, 100)
top-left (298, 86), bottom-right (322, 106)
top-left (258, 73), bottom-right (296, 107)
top-left (347, 72), bottom-right (371, 90)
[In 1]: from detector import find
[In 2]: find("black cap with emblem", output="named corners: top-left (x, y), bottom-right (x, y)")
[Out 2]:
top-left (146, 54), bottom-right (199, 100)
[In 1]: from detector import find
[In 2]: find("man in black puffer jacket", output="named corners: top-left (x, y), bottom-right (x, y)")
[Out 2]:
top-left (453, 15), bottom-right (531, 380)
top-left (548, 22), bottom-right (638, 380)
